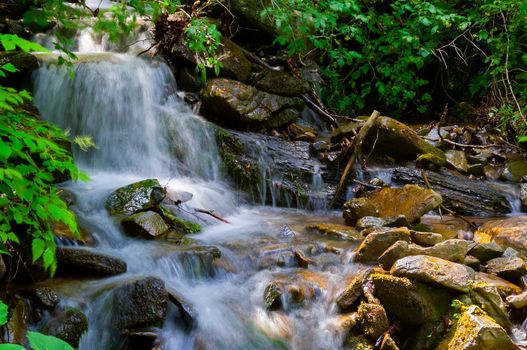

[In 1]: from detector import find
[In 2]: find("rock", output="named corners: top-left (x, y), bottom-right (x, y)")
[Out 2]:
top-left (475, 272), bottom-right (522, 297)
top-left (445, 150), bottom-right (469, 173)
top-left (475, 217), bottom-right (527, 256)
top-left (356, 215), bottom-right (409, 230)
top-left (484, 164), bottom-right (503, 180)
top-left (356, 303), bottom-right (389, 341)
top-left (379, 333), bottom-right (400, 350)
top-left (257, 244), bottom-right (298, 269)
top-left (371, 274), bottom-right (451, 324)
top-left (354, 227), bottom-right (411, 262)
top-left (305, 223), bottom-right (363, 241)
top-left (264, 281), bottom-right (283, 310)
top-left (343, 185), bottom-right (442, 225)
top-left (226, 0), bottom-right (276, 35)
top-left (467, 163), bottom-right (485, 176)
top-left (158, 205), bottom-right (202, 235)
top-left (56, 247), bottom-right (127, 277)
top-left (27, 287), bottom-right (59, 310)
top-left (436, 305), bottom-right (518, 350)
top-left (391, 255), bottom-right (475, 292)
top-left (0, 51), bottom-right (38, 78)
top-left (469, 242), bottom-right (504, 263)
top-left (486, 257), bottom-right (527, 281)
top-left (378, 239), bottom-right (469, 270)
top-left (345, 334), bottom-right (374, 350)
top-left (113, 277), bottom-right (168, 330)
top-left (521, 184), bottom-right (527, 211)
top-left (42, 308), bottom-right (88, 347)
top-left (392, 167), bottom-right (511, 216)
top-left (121, 211), bottom-right (170, 238)
top-left (501, 160), bottom-right (527, 182)
top-left (360, 116), bottom-right (446, 167)
top-left (468, 282), bottom-right (512, 331)
top-left (506, 289), bottom-right (527, 309)
top-left (105, 179), bottom-right (166, 216)
top-left (201, 78), bottom-right (303, 129)
top-left (410, 231), bottom-right (444, 246)
top-left (419, 216), bottom-right (471, 240)
top-left (0, 254), bottom-right (5, 280)
top-left (4, 296), bottom-right (31, 344)
top-left (464, 255), bottom-right (481, 270)
top-left (336, 271), bottom-right (367, 312)
top-left (254, 70), bottom-right (309, 96)
top-left (167, 288), bottom-right (196, 328)
top-left (176, 66), bottom-right (202, 92)
top-left (263, 271), bottom-right (326, 311)
top-left (166, 246), bottom-right (221, 277)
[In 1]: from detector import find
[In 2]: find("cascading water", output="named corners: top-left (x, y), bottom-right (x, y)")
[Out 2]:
top-left (31, 29), bottom-right (356, 350)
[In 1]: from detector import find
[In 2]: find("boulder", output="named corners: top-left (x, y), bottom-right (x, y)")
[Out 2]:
top-left (371, 274), bottom-right (451, 324)
top-left (305, 223), bottom-right (363, 241)
top-left (253, 69), bottom-right (309, 97)
top-left (336, 270), bottom-right (368, 312)
top-left (392, 167), bottom-right (512, 216)
top-left (356, 303), bottom-right (389, 341)
top-left (167, 287), bottom-right (196, 328)
top-left (475, 272), bottom-right (522, 297)
top-left (410, 231), bottom-right (444, 246)
top-left (436, 305), bottom-right (518, 350)
top-left (263, 271), bottom-right (326, 311)
top-left (165, 246), bottom-right (222, 278)
top-left (354, 227), bottom-right (411, 262)
top-left (378, 239), bottom-right (469, 270)
top-left (112, 277), bottom-right (168, 330)
top-left (485, 257), bottom-right (527, 281)
top-left (360, 116), bottom-right (446, 167)
top-left (391, 255), bottom-right (475, 292)
top-left (521, 184), bottom-right (527, 211)
top-left (445, 150), bottom-right (468, 173)
top-left (105, 179), bottom-right (166, 216)
top-left (474, 217), bottom-right (527, 256)
top-left (501, 160), bottom-right (527, 182)
top-left (56, 247), bottom-right (127, 277)
top-left (506, 289), bottom-right (527, 309)
top-left (121, 211), bottom-right (170, 238)
top-left (356, 216), bottom-right (409, 230)
top-left (42, 308), bottom-right (88, 348)
top-left (158, 205), bottom-right (202, 235)
top-left (201, 78), bottom-right (304, 129)
top-left (468, 282), bottom-right (511, 331)
top-left (27, 287), bottom-right (59, 310)
top-left (343, 185), bottom-right (442, 225)
top-left (4, 296), bottom-right (31, 345)
top-left (468, 242), bottom-right (504, 263)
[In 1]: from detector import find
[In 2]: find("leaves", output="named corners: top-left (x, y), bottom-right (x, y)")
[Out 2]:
top-left (27, 331), bottom-right (75, 350)
top-left (0, 300), bottom-right (7, 325)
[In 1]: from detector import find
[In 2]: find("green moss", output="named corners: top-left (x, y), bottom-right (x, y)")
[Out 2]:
top-left (158, 205), bottom-right (202, 234)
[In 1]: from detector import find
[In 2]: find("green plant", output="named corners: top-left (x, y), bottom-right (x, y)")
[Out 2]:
top-left (1, 34), bottom-right (85, 276)
top-left (0, 300), bottom-right (74, 350)
top-left (184, 17), bottom-right (223, 81)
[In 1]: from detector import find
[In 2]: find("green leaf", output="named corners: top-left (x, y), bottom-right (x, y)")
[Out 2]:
top-left (0, 139), bottom-right (12, 161)
top-left (518, 135), bottom-right (527, 143)
top-left (27, 331), bottom-right (75, 350)
top-left (0, 344), bottom-right (26, 350)
top-left (1, 63), bottom-right (17, 73)
top-left (32, 238), bottom-right (45, 263)
top-left (0, 300), bottom-right (7, 325)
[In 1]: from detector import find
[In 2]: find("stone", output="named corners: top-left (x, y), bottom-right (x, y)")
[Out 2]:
top-left (474, 217), bottom-right (527, 256)
top-left (27, 287), bottom-right (59, 310)
top-left (356, 215), bottom-right (409, 230)
top-left (42, 308), bottom-right (88, 347)
top-left (501, 160), bottom-right (527, 182)
top-left (263, 271), bottom-right (325, 311)
top-left (167, 287), bottom-right (196, 328)
top-left (360, 116), bottom-right (446, 167)
top-left (464, 255), bottom-right (481, 270)
top-left (4, 296), bottom-right (31, 344)
top-left (521, 184), bottom-right (527, 211)
top-left (506, 289), bottom-right (527, 309)
top-left (0, 51), bottom-right (38, 77)
top-left (158, 205), bottom-right (202, 235)
top-left (391, 255), bottom-right (475, 292)
top-left (378, 239), bottom-right (469, 270)
top-left (345, 334), bottom-right (374, 350)
top-left (201, 78), bottom-right (303, 129)
top-left (356, 303), bottom-right (389, 341)
top-left (486, 257), bottom-right (527, 281)
top-left (475, 272), bottom-right (522, 297)
top-left (343, 185), bottom-right (442, 225)
top-left (113, 277), bottom-right (168, 330)
top-left (56, 247), bottom-right (127, 277)
top-left (371, 274), bottom-right (451, 324)
top-left (166, 246), bottom-right (221, 278)
top-left (354, 227), bottom-right (411, 262)
top-left (410, 231), bottom-right (444, 246)
top-left (0, 254), bottom-right (5, 280)
top-left (105, 179), bottom-right (166, 216)
top-left (484, 164), bottom-right (503, 180)
top-left (468, 282), bottom-right (511, 331)
top-left (445, 150), bottom-right (468, 173)
top-left (331, 120), bottom-right (364, 143)
top-left (254, 69), bottom-right (309, 97)
top-left (436, 305), bottom-right (518, 350)
top-left (121, 211), bottom-right (170, 238)
top-left (467, 163), bottom-right (485, 176)
top-left (305, 223), bottom-right (363, 241)
top-left (336, 271), bottom-right (367, 312)
top-left (469, 242), bottom-right (504, 263)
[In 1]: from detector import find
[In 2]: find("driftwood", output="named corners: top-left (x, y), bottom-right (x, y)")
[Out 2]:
top-left (193, 208), bottom-right (231, 224)
top-left (331, 110), bottom-right (380, 207)
top-left (302, 94), bottom-right (339, 127)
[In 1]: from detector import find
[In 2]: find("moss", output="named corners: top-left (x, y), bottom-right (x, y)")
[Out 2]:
top-left (158, 205), bottom-right (202, 234)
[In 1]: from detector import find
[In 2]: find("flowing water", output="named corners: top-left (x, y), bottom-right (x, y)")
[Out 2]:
top-left (31, 31), bottom-right (358, 349)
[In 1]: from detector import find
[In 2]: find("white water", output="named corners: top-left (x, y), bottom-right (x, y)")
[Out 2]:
top-left (32, 31), bottom-right (354, 350)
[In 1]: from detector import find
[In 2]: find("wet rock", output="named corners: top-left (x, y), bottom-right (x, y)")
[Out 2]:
top-left (56, 247), bottom-right (127, 277)
top-left (227, 0), bottom-right (276, 35)
top-left (464, 255), bottom-right (481, 270)
top-left (356, 215), bottom-right (409, 230)
top-left (254, 69), bottom-right (309, 97)
top-left (391, 255), bottom-right (475, 292)
top-left (354, 227), bottom-right (411, 262)
top-left (305, 223), bottom-right (363, 241)
top-left (521, 184), bottom-right (527, 211)
top-left (0, 51), bottom-right (38, 79)
top-left (264, 281), bottom-right (283, 310)
top-left (121, 211), bottom-right (170, 238)
top-left (343, 185), bottom-right (442, 225)
top-left (331, 120), bottom-right (363, 143)
top-left (356, 303), bottom-right (389, 341)
top-left (475, 272), bottom-right (522, 297)
top-left (379, 333), bottom-right (400, 350)
top-left (42, 308), bottom-right (88, 347)
top-left (468, 282), bottom-right (512, 331)
top-left (4, 296), bottom-right (30, 344)
top-left (467, 163), bottom-right (485, 176)
top-left (159, 205), bottom-right (202, 235)
top-left (257, 244), bottom-right (297, 269)
top-left (378, 239), bottom-right (469, 270)
top-left (345, 334), bottom-right (374, 350)
top-left (410, 231), bottom-right (444, 246)
top-left (336, 270), bottom-right (367, 312)
top-left (506, 289), bottom-right (527, 309)
top-left (166, 246), bottom-right (221, 277)
top-left (360, 116), bottom-right (446, 167)
top-left (113, 277), bottom-right (168, 330)
top-left (484, 164), bottom-right (503, 180)
top-left (436, 305), bottom-right (518, 350)
top-left (468, 242), bottom-right (504, 263)
top-left (392, 167), bottom-right (511, 216)
top-left (445, 150), bottom-right (468, 173)
top-left (371, 274), bottom-right (451, 324)
top-left (105, 179), bottom-right (166, 216)
top-left (419, 216), bottom-right (471, 240)
top-left (263, 271), bottom-right (326, 311)
top-left (502, 160), bottom-right (527, 182)
top-left (27, 287), bottom-right (59, 310)
top-left (485, 257), bottom-right (527, 281)
top-left (475, 217), bottom-right (527, 257)
top-left (201, 78), bottom-right (303, 129)
top-left (167, 287), bottom-right (195, 328)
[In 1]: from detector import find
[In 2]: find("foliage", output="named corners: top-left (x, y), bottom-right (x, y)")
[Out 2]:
top-left (262, 0), bottom-right (527, 135)
top-left (0, 34), bottom-right (84, 276)
top-left (0, 300), bottom-right (74, 350)
top-left (184, 18), bottom-right (223, 81)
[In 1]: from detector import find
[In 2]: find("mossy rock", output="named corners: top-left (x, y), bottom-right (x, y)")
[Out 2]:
top-left (105, 179), bottom-right (166, 216)
top-left (42, 308), bottom-right (88, 348)
top-left (121, 211), bottom-right (171, 238)
top-left (158, 205), bottom-right (201, 234)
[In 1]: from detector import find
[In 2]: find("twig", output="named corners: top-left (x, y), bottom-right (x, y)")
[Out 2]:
top-left (352, 179), bottom-right (382, 189)
top-left (302, 94), bottom-right (339, 127)
top-left (238, 46), bottom-right (274, 70)
top-left (193, 208), bottom-right (230, 224)
top-left (423, 137), bottom-right (498, 149)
